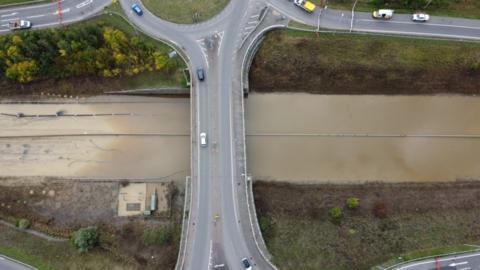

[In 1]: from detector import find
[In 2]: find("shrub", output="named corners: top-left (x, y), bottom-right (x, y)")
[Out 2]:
top-left (346, 197), bottom-right (360, 209)
top-left (329, 207), bottom-right (343, 219)
top-left (373, 201), bottom-right (388, 218)
top-left (71, 226), bottom-right (98, 253)
top-left (16, 218), bottom-right (30, 229)
top-left (141, 227), bottom-right (171, 246)
top-left (259, 216), bottom-right (274, 237)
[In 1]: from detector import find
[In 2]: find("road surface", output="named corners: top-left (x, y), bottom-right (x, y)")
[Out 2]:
top-left (390, 251), bottom-right (480, 270)
top-left (0, 0), bottom-right (111, 32)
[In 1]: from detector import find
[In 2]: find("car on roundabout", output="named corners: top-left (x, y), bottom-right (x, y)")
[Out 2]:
top-left (131, 4), bottom-right (143, 16)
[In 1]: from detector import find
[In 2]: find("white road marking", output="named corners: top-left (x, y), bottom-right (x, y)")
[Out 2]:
top-left (449, 261), bottom-right (469, 267)
top-left (397, 253), bottom-right (480, 269)
top-left (358, 19), bottom-right (480, 30)
top-left (1, 12), bottom-right (17, 18)
top-left (0, 256), bottom-right (4, 260)
top-left (1, 17), bottom-right (18, 22)
top-left (53, 8), bottom-right (70, 15)
top-left (208, 240), bottom-right (213, 269)
top-left (27, 14), bottom-right (45, 19)
top-left (76, 0), bottom-right (93, 9)
top-left (1, 24), bottom-right (7, 27)
top-left (458, 267), bottom-right (471, 270)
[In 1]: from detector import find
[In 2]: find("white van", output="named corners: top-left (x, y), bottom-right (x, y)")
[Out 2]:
top-left (372, 9), bottom-right (394, 20)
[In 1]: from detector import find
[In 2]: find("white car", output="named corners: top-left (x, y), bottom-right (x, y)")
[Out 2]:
top-left (200, 132), bottom-right (207, 147)
top-left (412, 13), bottom-right (430, 22)
top-left (241, 258), bottom-right (252, 270)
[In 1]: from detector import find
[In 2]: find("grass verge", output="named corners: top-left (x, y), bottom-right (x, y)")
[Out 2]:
top-left (141, 0), bottom-right (230, 24)
top-left (254, 181), bottom-right (480, 270)
top-left (322, 0), bottom-right (480, 19)
top-left (0, 0), bottom-right (43, 6)
top-left (250, 30), bottom-right (480, 95)
top-left (0, 224), bottom-right (129, 270)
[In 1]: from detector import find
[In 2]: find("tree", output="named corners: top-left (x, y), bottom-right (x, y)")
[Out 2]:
top-left (329, 206), bottom-right (343, 219)
top-left (16, 218), bottom-right (30, 229)
top-left (71, 226), bottom-right (98, 253)
top-left (6, 60), bottom-right (39, 83)
top-left (346, 197), bottom-right (360, 209)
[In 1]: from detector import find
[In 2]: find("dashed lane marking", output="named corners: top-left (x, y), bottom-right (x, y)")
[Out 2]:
top-left (76, 0), bottom-right (93, 9)
top-left (0, 12), bottom-right (17, 18)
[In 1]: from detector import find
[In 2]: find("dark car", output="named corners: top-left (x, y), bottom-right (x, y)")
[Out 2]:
top-left (197, 68), bottom-right (205, 81)
top-left (131, 4), bottom-right (143, 16)
top-left (241, 258), bottom-right (252, 270)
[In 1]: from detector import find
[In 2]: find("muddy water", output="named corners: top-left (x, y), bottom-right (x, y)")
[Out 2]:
top-left (0, 96), bottom-right (190, 180)
top-left (245, 93), bottom-right (480, 183)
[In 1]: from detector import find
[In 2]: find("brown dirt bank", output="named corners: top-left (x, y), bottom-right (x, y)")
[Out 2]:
top-left (249, 31), bottom-right (480, 95)
top-left (254, 180), bottom-right (480, 269)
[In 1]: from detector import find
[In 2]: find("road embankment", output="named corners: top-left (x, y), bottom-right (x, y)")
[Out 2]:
top-left (250, 30), bottom-right (480, 95)
top-left (254, 180), bottom-right (480, 270)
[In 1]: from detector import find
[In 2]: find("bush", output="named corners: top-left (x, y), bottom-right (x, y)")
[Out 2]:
top-left (329, 207), bottom-right (343, 219)
top-left (259, 216), bottom-right (274, 237)
top-left (141, 227), bottom-right (171, 246)
top-left (71, 226), bottom-right (98, 253)
top-left (373, 201), bottom-right (388, 218)
top-left (16, 218), bottom-right (30, 229)
top-left (346, 197), bottom-right (360, 209)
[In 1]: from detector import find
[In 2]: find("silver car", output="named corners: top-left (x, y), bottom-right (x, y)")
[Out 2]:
top-left (200, 132), bottom-right (207, 147)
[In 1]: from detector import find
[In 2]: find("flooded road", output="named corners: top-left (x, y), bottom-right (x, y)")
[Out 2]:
top-left (246, 93), bottom-right (480, 183)
top-left (3, 93), bottom-right (480, 183)
top-left (0, 96), bottom-right (190, 180)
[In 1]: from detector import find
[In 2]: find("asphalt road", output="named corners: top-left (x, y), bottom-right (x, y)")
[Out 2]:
top-left (270, 0), bottom-right (480, 40)
top-left (0, 0), bottom-right (111, 33)
top-left (1, 0), bottom-right (480, 270)
top-left (0, 255), bottom-right (35, 270)
top-left (391, 251), bottom-right (480, 270)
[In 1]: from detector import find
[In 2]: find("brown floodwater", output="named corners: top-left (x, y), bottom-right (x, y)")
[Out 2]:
top-left (245, 93), bottom-right (480, 183)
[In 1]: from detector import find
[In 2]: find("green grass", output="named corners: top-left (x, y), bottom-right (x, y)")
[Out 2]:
top-left (250, 30), bottom-right (480, 95)
top-left (254, 181), bottom-right (480, 270)
top-left (0, 0), bottom-right (45, 6)
top-left (287, 20), bottom-right (318, 31)
top-left (141, 0), bottom-right (230, 24)
top-left (0, 224), bottom-right (131, 270)
top-left (261, 209), bottom-right (480, 270)
top-left (322, 0), bottom-right (480, 19)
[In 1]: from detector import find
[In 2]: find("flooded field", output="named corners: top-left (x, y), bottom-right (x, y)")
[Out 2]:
top-left (246, 93), bottom-right (480, 183)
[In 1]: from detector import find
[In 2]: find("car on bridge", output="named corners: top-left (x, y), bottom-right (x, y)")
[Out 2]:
top-left (242, 258), bottom-right (252, 270)
top-left (197, 68), bottom-right (205, 81)
top-left (200, 132), bottom-right (207, 147)
top-left (131, 4), bottom-right (143, 16)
